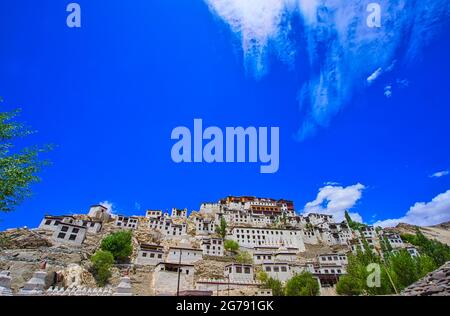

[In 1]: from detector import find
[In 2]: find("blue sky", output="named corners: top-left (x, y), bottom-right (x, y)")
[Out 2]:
top-left (0, 0), bottom-right (449, 230)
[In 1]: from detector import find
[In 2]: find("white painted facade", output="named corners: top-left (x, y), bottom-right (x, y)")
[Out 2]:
top-left (200, 238), bottom-right (224, 257)
top-left (115, 215), bottom-right (139, 229)
top-left (52, 223), bottom-right (86, 246)
top-left (135, 244), bottom-right (164, 265)
top-left (230, 227), bottom-right (305, 251)
top-left (224, 264), bottom-right (254, 283)
top-left (166, 247), bottom-right (203, 264)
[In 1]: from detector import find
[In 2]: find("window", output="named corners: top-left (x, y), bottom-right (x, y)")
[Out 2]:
top-left (244, 267), bottom-right (251, 274)
top-left (265, 267), bottom-right (271, 272)
top-left (236, 266), bottom-right (242, 273)
top-left (72, 228), bottom-right (79, 234)
top-left (61, 226), bottom-right (69, 232)
top-left (57, 233), bottom-right (66, 239)
top-left (150, 253), bottom-right (155, 258)
top-left (142, 253), bottom-right (147, 257)
top-left (257, 256), bottom-right (261, 260)
top-left (45, 220), bottom-right (52, 225)
top-left (274, 266), bottom-right (280, 272)
top-left (281, 266), bottom-right (287, 272)
top-left (69, 234), bottom-right (77, 241)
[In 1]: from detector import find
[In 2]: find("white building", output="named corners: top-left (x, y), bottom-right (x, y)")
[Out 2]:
top-left (77, 219), bottom-right (102, 234)
top-left (386, 233), bottom-right (404, 249)
top-left (145, 210), bottom-right (163, 218)
top-left (318, 253), bottom-right (348, 266)
top-left (166, 246), bottom-right (203, 264)
top-left (253, 252), bottom-right (274, 264)
top-left (87, 205), bottom-right (110, 222)
top-left (199, 203), bottom-right (222, 215)
top-left (135, 244), bottom-right (164, 265)
top-left (406, 246), bottom-right (420, 257)
top-left (200, 238), bottom-right (224, 257)
top-left (149, 216), bottom-right (187, 237)
top-left (52, 222), bottom-right (86, 246)
top-left (262, 263), bottom-right (292, 282)
top-left (230, 227), bottom-right (305, 251)
top-left (153, 262), bottom-right (195, 295)
top-left (171, 208), bottom-right (187, 218)
top-left (115, 215), bottom-right (139, 229)
top-left (194, 217), bottom-right (215, 235)
top-left (224, 264), bottom-right (254, 283)
top-left (39, 215), bottom-right (76, 232)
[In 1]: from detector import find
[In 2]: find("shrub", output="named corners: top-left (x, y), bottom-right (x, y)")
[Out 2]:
top-left (235, 251), bottom-right (253, 264)
top-left (100, 230), bottom-right (133, 262)
top-left (224, 240), bottom-right (239, 253)
top-left (90, 250), bottom-right (114, 286)
top-left (285, 272), bottom-right (320, 296)
top-left (265, 277), bottom-right (285, 296)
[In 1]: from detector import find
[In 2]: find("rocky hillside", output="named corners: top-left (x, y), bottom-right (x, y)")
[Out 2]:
top-left (387, 222), bottom-right (450, 246)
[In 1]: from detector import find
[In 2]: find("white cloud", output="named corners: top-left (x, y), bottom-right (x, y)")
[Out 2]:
top-left (430, 170), bottom-right (449, 178)
top-left (303, 183), bottom-right (365, 222)
top-left (99, 201), bottom-right (115, 215)
top-left (384, 85), bottom-right (392, 98)
top-left (374, 190), bottom-right (450, 227)
top-left (205, 0), bottom-right (449, 140)
top-left (367, 68), bottom-right (383, 84)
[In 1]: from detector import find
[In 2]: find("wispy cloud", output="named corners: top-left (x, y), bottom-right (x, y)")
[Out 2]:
top-left (430, 170), bottom-right (449, 178)
top-left (367, 68), bottom-right (383, 85)
top-left (205, 0), bottom-right (450, 140)
top-left (99, 201), bottom-right (115, 215)
top-left (374, 190), bottom-right (450, 227)
top-left (384, 85), bottom-right (393, 98)
top-left (302, 183), bottom-right (365, 222)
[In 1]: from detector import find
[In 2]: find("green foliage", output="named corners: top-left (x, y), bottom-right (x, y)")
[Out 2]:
top-left (100, 230), bottom-right (133, 262)
top-left (90, 250), bottom-right (114, 286)
top-left (386, 249), bottom-right (420, 290)
top-left (265, 277), bottom-right (285, 296)
top-left (0, 107), bottom-right (52, 212)
top-left (256, 271), bottom-right (284, 296)
top-left (235, 251), bottom-right (253, 264)
top-left (216, 217), bottom-right (227, 239)
top-left (405, 229), bottom-right (450, 267)
top-left (344, 210), bottom-right (366, 230)
top-left (224, 239), bottom-right (239, 253)
top-left (336, 242), bottom-right (440, 295)
top-left (285, 272), bottom-right (320, 296)
top-left (256, 270), bottom-right (269, 283)
top-left (336, 274), bottom-right (364, 296)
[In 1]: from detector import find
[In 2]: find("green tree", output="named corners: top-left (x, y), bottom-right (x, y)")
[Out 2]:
top-left (386, 249), bottom-right (419, 291)
top-left (401, 229), bottom-right (450, 266)
top-left (265, 277), bottom-right (285, 296)
top-left (235, 250), bottom-right (253, 264)
top-left (285, 272), bottom-right (320, 296)
top-left (216, 217), bottom-right (227, 239)
top-left (344, 210), bottom-right (366, 230)
top-left (90, 250), bottom-right (114, 286)
top-left (336, 274), bottom-right (364, 296)
top-left (256, 271), bottom-right (285, 296)
top-left (100, 230), bottom-right (133, 262)
top-left (224, 239), bottom-right (239, 253)
top-left (0, 107), bottom-right (52, 213)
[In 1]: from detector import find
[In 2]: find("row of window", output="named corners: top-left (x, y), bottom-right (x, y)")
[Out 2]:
top-left (141, 252), bottom-right (163, 259)
top-left (230, 266), bottom-right (251, 274)
top-left (265, 266), bottom-right (288, 273)
top-left (57, 232), bottom-right (77, 241)
top-left (234, 229), bottom-right (299, 235)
